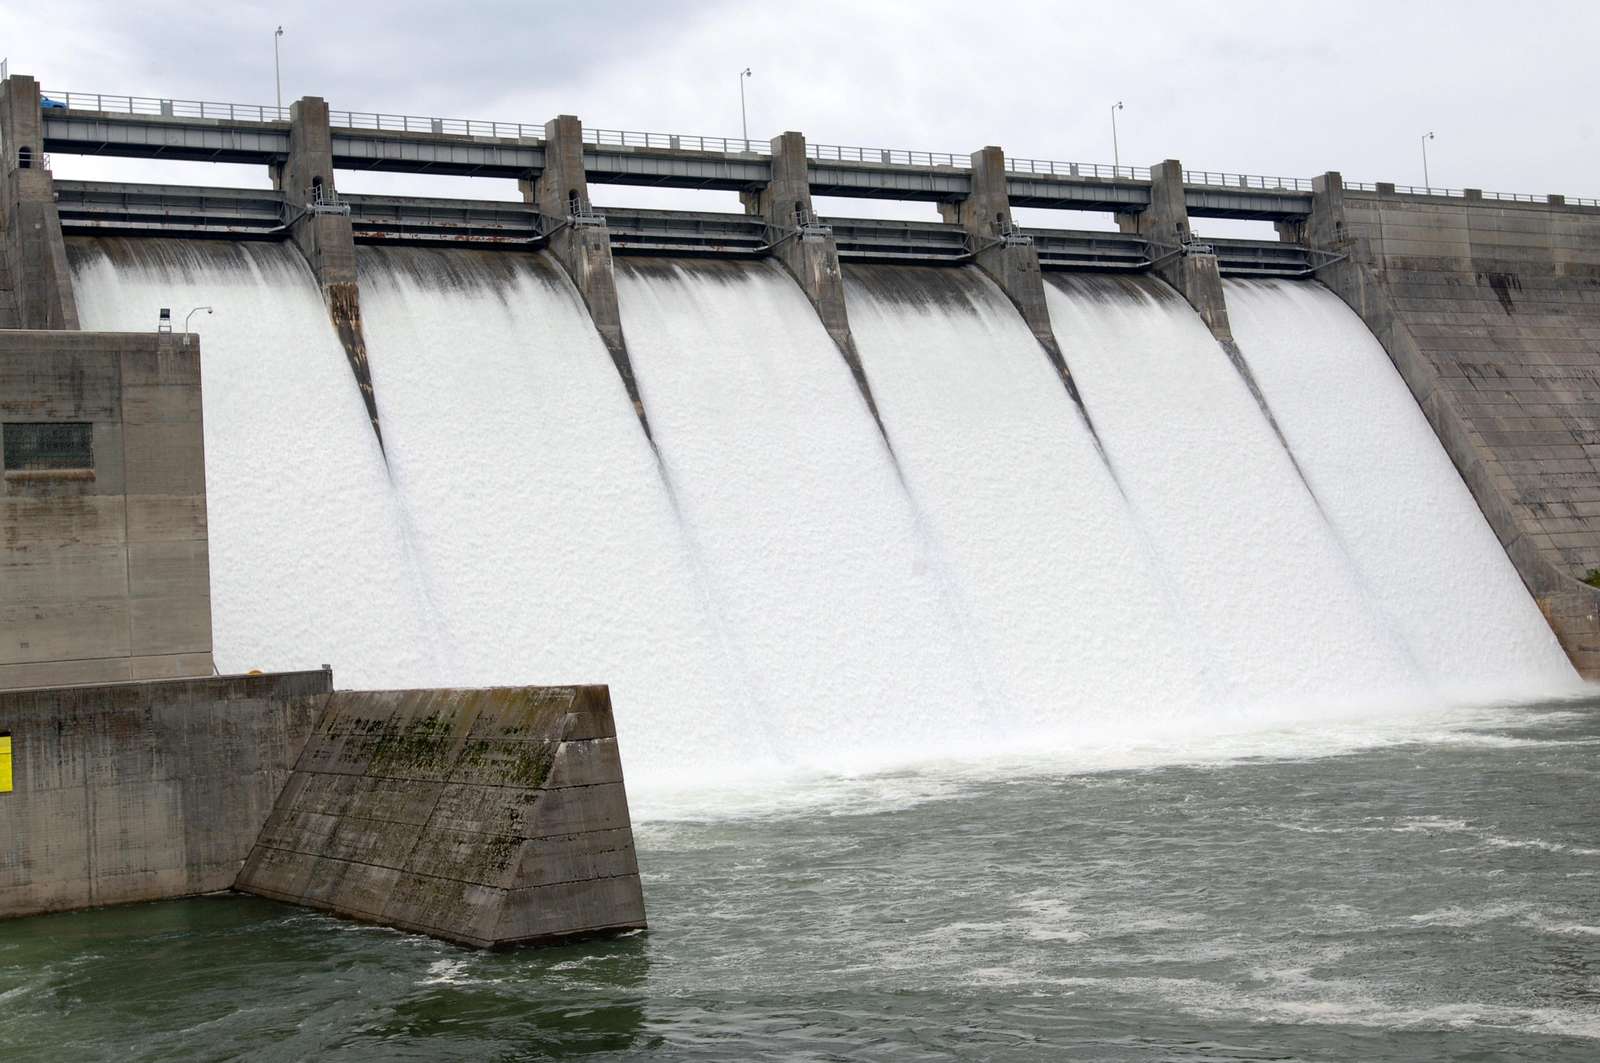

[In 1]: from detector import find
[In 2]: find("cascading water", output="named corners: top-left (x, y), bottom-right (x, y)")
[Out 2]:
top-left (1224, 278), bottom-right (1575, 695)
top-left (354, 247), bottom-right (756, 780)
top-left (611, 259), bottom-right (992, 770)
top-left (66, 238), bottom-right (443, 688)
top-left (1040, 272), bottom-right (1429, 711)
top-left (841, 265), bottom-right (1215, 735)
top-left (64, 240), bottom-right (1579, 785)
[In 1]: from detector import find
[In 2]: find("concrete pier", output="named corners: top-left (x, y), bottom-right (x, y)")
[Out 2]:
top-left (741, 131), bottom-right (889, 436)
top-left (1117, 160), bottom-right (1232, 343)
top-left (941, 148), bottom-right (1055, 342)
top-left (272, 97), bottom-right (382, 451)
top-left (520, 116), bottom-right (652, 440)
top-left (235, 684), bottom-right (646, 948)
top-left (0, 75), bottom-right (78, 330)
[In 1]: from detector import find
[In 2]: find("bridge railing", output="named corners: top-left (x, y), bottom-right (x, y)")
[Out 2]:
top-left (1008, 158), bottom-right (1150, 180)
top-left (35, 86), bottom-right (1600, 208)
top-left (1182, 170), bottom-right (1314, 192)
top-left (329, 110), bottom-right (542, 139)
top-left (808, 143), bottom-right (967, 168)
top-left (42, 89), bottom-right (287, 122)
top-left (584, 128), bottom-right (771, 154)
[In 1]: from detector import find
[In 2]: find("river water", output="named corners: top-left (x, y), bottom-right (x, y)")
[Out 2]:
top-left (3, 697), bottom-right (1597, 1061)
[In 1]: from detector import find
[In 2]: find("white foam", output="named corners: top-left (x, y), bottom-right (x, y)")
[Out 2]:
top-left (843, 267), bottom-right (1212, 733)
top-left (70, 241), bottom-right (443, 686)
top-left (614, 260), bottom-right (991, 773)
top-left (1224, 279), bottom-right (1579, 698)
top-left (356, 249), bottom-right (756, 781)
top-left (1043, 274), bottom-right (1424, 707)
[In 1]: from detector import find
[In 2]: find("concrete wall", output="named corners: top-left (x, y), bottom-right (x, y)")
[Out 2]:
top-left (0, 331), bottom-right (215, 689)
top-left (1299, 178), bottom-right (1600, 675)
top-left (236, 685), bottom-right (646, 948)
top-left (0, 670), bottom-right (329, 918)
top-left (0, 74), bottom-right (79, 330)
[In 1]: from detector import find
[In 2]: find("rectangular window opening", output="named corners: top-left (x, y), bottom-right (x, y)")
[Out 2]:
top-left (2, 422), bottom-right (94, 480)
top-left (1, 733), bottom-right (12, 794)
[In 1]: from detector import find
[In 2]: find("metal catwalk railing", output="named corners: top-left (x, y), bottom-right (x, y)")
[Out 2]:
top-left (35, 86), bottom-right (1600, 207)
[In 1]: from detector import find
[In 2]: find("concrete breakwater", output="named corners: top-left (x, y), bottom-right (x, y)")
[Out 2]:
top-left (236, 684), bottom-right (645, 948)
top-left (0, 676), bottom-right (646, 947)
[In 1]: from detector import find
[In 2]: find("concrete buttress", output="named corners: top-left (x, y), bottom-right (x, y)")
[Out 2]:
top-left (271, 96), bottom-right (383, 451)
top-left (520, 116), bottom-right (654, 442)
top-left (940, 147), bottom-right (1079, 400)
top-left (0, 74), bottom-right (79, 330)
top-left (1116, 159), bottom-right (1233, 343)
top-left (740, 131), bottom-right (892, 442)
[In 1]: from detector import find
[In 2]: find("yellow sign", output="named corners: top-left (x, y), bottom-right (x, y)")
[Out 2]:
top-left (0, 735), bottom-right (11, 793)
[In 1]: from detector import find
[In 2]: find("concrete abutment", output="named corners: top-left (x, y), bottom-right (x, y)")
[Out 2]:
top-left (0, 75), bottom-right (78, 330)
top-left (1301, 171), bottom-right (1600, 677)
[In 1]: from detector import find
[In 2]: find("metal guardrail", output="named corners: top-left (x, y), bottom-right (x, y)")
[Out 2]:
top-left (1010, 158), bottom-right (1150, 180)
top-left (586, 128), bottom-right (770, 154)
top-left (36, 86), bottom-right (1600, 208)
top-left (809, 143), bottom-right (965, 168)
top-left (330, 110), bottom-right (541, 139)
top-left (1342, 181), bottom-right (1600, 207)
top-left (1183, 170), bottom-right (1313, 192)
top-left (42, 89), bottom-right (287, 122)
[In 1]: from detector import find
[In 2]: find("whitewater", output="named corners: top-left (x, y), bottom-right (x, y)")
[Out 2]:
top-left (65, 238), bottom-right (1580, 787)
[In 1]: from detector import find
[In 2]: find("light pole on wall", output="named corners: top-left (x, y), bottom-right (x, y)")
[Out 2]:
top-left (274, 26), bottom-right (285, 114)
top-left (184, 307), bottom-right (213, 333)
top-left (1111, 100), bottom-right (1124, 176)
top-left (739, 67), bottom-right (752, 148)
top-left (1421, 130), bottom-right (1435, 192)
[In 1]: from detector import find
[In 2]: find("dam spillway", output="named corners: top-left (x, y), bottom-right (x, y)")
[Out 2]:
top-left (61, 236), bottom-right (1577, 783)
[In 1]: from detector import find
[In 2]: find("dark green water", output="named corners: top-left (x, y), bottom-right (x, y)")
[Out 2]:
top-left (3, 701), bottom-right (1598, 1061)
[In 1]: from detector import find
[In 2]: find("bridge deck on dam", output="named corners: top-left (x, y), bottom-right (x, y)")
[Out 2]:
top-left (42, 105), bottom-right (1310, 221)
top-left (49, 180), bottom-right (1315, 277)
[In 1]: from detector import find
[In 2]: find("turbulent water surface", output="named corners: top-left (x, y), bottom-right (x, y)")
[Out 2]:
top-left (2, 700), bottom-right (1597, 1061)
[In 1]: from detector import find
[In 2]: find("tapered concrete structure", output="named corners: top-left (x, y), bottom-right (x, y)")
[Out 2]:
top-left (271, 96), bottom-right (381, 450)
top-left (741, 131), bottom-right (889, 437)
top-left (520, 116), bottom-right (652, 440)
top-left (1116, 159), bottom-right (1232, 343)
top-left (236, 685), bottom-right (646, 948)
top-left (940, 146), bottom-right (1081, 402)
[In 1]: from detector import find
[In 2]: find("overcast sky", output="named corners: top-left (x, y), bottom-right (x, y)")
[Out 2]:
top-left (4, 0), bottom-right (1595, 235)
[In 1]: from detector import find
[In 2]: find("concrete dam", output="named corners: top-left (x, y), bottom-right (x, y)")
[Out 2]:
top-left (59, 235), bottom-right (1579, 784)
top-left (4, 71), bottom-right (1599, 938)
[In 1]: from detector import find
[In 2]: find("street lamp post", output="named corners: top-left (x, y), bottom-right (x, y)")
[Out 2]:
top-left (1421, 130), bottom-right (1435, 191)
top-left (739, 68), bottom-right (752, 147)
top-left (274, 26), bottom-right (284, 114)
top-left (1111, 100), bottom-right (1124, 176)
